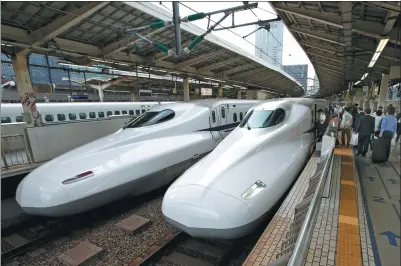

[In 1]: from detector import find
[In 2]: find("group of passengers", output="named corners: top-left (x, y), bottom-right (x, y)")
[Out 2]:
top-left (332, 103), bottom-right (400, 161)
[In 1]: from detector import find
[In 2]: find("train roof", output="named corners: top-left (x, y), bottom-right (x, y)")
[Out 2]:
top-left (253, 98), bottom-right (327, 110)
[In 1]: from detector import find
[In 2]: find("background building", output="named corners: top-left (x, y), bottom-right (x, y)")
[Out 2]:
top-left (283, 64), bottom-right (308, 90)
top-left (255, 21), bottom-right (284, 67)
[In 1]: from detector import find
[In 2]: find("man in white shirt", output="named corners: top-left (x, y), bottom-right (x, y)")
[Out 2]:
top-left (340, 107), bottom-right (353, 147)
top-left (372, 106), bottom-right (383, 118)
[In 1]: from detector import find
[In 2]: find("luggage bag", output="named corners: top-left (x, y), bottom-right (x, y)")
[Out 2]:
top-left (371, 137), bottom-right (390, 163)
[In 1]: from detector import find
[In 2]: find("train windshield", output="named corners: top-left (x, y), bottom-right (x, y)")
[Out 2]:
top-left (124, 109), bottom-right (175, 128)
top-left (239, 108), bottom-right (285, 129)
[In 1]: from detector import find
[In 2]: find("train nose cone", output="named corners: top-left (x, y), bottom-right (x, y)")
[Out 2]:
top-left (162, 185), bottom-right (254, 239)
top-left (16, 174), bottom-right (69, 217)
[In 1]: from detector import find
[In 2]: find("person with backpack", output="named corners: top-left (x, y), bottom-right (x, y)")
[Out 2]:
top-left (340, 107), bottom-right (353, 147)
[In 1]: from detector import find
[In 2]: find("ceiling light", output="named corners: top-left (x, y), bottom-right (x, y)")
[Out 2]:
top-left (354, 81), bottom-right (361, 85)
top-left (368, 38), bottom-right (389, 68)
top-left (361, 73), bottom-right (368, 80)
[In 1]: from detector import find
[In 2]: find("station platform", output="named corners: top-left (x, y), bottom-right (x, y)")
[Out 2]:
top-left (243, 145), bottom-right (400, 266)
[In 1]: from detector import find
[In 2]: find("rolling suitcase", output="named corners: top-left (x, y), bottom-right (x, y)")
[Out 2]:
top-left (371, 137), bottom-right (389, 163)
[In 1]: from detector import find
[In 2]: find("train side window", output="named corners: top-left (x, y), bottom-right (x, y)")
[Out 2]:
top-left (57, 114), bottom-right (66, 121)
top-left (69, 113), bottom-right (77, 120)
top-left (122, 110), bottom-right (127, 115)
top-left (79, 113), bottom-right (87, 119)
top-left (135, 110), bottom-right (140, 115)
top-left (106, 111), bottom-right (112, 116)
top-left (1, 117), bottom-right (11, 123)
top-left (129, 110), bottom-right (134, 115)
top-left (233, 113), bottom-right (238, 122)
top-left (16, 116), bottom-right (23, 122)
top-left (89, 112), bottom-right (96, 118)
top-left (115, 111), bottom-right (120, 115)
top-left (221, 107), bottom-right (225, 118)
top-left (141, 109), bottom-right (146, 114)
top-left (98, 112), bottom-right (105, 118)
top-left (44, 114), bottom-right (54, 122)
top-left (239, 112), bottom-right (243, 121)
top-left (212, 111), bottom-right (216, 123)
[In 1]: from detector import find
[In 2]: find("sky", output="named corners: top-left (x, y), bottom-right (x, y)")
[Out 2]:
top-left (154, 1), bottom-right (316, 87)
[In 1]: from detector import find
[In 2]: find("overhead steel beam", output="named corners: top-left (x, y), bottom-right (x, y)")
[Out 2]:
top-left (175, 50), bottom-right (226, 68)
top-left (314, 64), bottom-right (344, 75)
top-left (1, 24), bottom-right (152, 64)
top-left (288, 25), bottom-right (344, 45)
top-left (25, 2), bottom-right (109, 50)
top-left (274, 3), bottom-right (399, 44)
top-left (366, 2), bottom-right (401, 13)
top-left (342, 2), bottom-right (353, 82)
top-left (299, 39), bottom-right (398, 62)
top-left (218, 64), bottom-right (253, 75)
top-left (306, 50), bottom-right (344, 64)
top-left (103, 27), bottom-right (168, 56)
top-left (228, 68), bottom-right (265, 78)
top-left (198, 57), bottom-right (242, 72)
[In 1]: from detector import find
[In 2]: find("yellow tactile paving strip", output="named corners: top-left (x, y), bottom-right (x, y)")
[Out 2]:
top-left (335, 147), bottom-right (362, 266)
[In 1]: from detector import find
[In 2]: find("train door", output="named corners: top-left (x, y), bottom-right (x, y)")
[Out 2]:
top-left (209, 107), bottom-right (221, 141)
top-left (218, 104), bottom-right (229, 139)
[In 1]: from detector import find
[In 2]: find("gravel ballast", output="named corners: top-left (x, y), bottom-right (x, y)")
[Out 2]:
top-left (13, 195), bottom-right (180, 266)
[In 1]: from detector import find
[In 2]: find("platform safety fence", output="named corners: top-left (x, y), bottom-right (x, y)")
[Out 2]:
top-left (267, 119), bottom-right (338, 266)
top-left (1, 134), bottom-right (33, 170)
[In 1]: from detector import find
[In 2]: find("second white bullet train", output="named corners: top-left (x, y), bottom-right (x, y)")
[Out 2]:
top-left (162, 98), bottom-right (327, 239)
top-left (16, 99), bottom-right (260, 217)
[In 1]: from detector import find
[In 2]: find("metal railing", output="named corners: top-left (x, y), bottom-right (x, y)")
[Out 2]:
top-left (269, 121), bottom-right (338, 266)
top-left (1, 134), bottom-right (32, 170)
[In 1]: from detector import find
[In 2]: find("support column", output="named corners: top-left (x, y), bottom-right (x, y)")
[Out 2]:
top-left (237, 89), bottom-right (241, 99)
top-left (130, 92), bottom-right (136, 102)
top-left (11, 53), bottom-right (41, 127)
top-left (218, 83), bottom-right (223, 98)
top-left (183, 77), bottom-right (190, 102)
top-left (98, 87), bottom-right (104, 102)
top-left (378, 74), bottom-right (389, 108)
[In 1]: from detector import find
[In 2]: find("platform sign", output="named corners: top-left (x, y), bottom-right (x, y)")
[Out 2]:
top-left (201, 88), bottom-right (212, 96)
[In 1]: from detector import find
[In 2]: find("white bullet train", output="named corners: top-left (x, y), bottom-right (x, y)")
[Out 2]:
top-left (162, 98), bottom-right (327, 239)
top-left (1, 102), bottom-right (169, 124)
top-left (16, 99), bottom-right (260, 217)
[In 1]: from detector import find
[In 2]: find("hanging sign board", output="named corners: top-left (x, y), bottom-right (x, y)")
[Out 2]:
top-left (201, 88), bottom-right (212, 96)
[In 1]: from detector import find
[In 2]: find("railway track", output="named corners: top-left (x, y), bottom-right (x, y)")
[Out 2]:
top-left (1, 187), bottom-right (167, 264)
top-left (137, 220), bottom-right (268, 266)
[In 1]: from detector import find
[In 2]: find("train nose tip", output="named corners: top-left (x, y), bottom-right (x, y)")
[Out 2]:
top-left (162, 185), bottom-right (254, 239)
top-left (16, 176), bottom-right (69, 216)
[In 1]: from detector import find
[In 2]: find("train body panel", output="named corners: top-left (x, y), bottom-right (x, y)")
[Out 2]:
top-left (16, 99), bottom-right (261, 217)
top-left (162, 98), bottom-right (328, 239)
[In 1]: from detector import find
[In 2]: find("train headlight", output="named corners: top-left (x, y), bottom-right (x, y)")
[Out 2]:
top-left (241, 180), bottom-right (266, 200)
top-left (62, 171), bottom-right (95, 185)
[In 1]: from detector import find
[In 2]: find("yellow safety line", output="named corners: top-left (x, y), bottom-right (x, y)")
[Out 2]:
top-left (335, 147), bottom-right (362, 266)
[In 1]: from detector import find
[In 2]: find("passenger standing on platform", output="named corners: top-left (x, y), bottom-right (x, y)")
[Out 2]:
top-left (379, 106), bottom-right (398, 160)
top-left (396, 111), bottom-right (401, 142)
top-left (356, 108), bottom-right (375, 156)
top-left (374, 110), bottom-right (383, 136)
top-left (372, 106), bottom-right (383, 118)
top-left (340, 108), bottom-right (353, 147)
top-left (353, 107), bottom-right (365, 131)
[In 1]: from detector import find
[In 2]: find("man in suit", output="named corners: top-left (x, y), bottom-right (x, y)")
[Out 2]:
top-left (356, 108), bottom-right (375, 156)
top-left (353, 107), bottom-right (365, 131)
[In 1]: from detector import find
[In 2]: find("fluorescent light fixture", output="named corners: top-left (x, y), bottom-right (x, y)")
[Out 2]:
top-left (354, 81), bottom-right (361, 85)
top-left (361, 73), bottom-right (368, 80)
top-left (1, 43), bottom-right (12, 47)
top-left (368, 38), bottom-right (389, 68)
top-left (204, 77), bottom-right (226, 83)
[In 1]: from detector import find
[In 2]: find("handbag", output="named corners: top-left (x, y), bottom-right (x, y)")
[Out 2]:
top-left (350, 132), bottom-right (358, 146)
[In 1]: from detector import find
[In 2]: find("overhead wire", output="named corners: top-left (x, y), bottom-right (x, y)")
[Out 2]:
top-left (177, 2), bottom-right (302, 82)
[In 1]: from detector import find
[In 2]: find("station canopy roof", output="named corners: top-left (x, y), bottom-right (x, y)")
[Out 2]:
top-left (1, 1), bottom-right (304, 97)
top-left (270, 1), bottom-right (401, 97)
